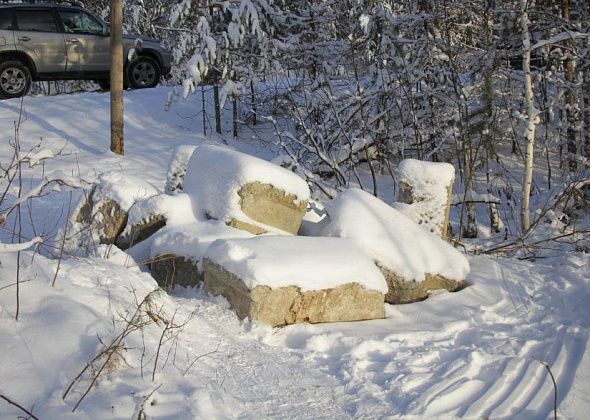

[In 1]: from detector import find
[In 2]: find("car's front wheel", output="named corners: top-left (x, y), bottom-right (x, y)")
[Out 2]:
top-left (0, 61), bottom-right (32, 99)
top-left (126, 56), bottom-right (160, 89)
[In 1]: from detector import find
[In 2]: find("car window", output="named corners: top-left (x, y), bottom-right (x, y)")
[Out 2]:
top-left (0, 9), bottom-right (14, 30)
top-left (58, 10), bottom-right (103, 35)
top-left (15, 9), bottom-right (57, 32)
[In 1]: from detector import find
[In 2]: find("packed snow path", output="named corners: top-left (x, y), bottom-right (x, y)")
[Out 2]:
top-left (2, 250), bottom-right (588, 418)
top-left (261, 255), bottom-right (590, 418)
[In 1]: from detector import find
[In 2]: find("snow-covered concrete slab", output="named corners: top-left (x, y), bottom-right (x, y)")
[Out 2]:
top-left (203, 236), bottom-right (387, 326)
top-left (117, 193), bottom-right (194, 249)
top-left (321, 188), bottom-right (469, 303)
top-left (66, 172), bottom-right (158, 251)
top-left (183, 144), bottom-right (310, 234)
top-left (148, 221), bottom-right (252, 288)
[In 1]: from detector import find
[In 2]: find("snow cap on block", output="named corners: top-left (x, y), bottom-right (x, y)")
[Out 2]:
top-left (206, 236), bottom-right (388, 293)
top-left (183, 144), bottom-right (310, 222)
top-left (92, 171), bottom-right (158, 211)
top-left (123, 193), bottom-right (196, 232)
top-left (398, 158), bottom-right (455, 192)
top-left (321, 188), bottom-right (470, 282)
top-left (150, 221), bottom-right (253, 262)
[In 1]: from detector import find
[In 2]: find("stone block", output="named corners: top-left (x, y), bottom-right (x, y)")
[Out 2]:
top-left (117, 215), bottom-right (166, 250)
top-left (379, 264), bottom-right (465, 304)
top-left (150, 254), bottom-right (202, 289)
top-left (203, 258), bottom-right (385, 327)
top-left (397, 159), bottom-right (455, 238)
top-left (236, 181), bottom-right (308, 235)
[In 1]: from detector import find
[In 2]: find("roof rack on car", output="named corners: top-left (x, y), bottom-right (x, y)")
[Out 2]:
top-left (0, 0), bottom-right (84, 6)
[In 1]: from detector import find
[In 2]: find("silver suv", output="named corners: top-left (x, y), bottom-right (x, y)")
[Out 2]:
top-left (0, 2), bottom-right (172, 98)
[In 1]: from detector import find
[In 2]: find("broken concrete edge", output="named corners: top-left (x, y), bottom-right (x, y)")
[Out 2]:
top-left (165, 144), bottom-right (199, 194)
top-left (441, 184), bottom-right (453, 239)
top-left (376, 262), bottom-right (465, 304)
top-left (116, 214), bottom-right (167, 250)
top-left (397, 181), bottom-right (414, 205)
top-left (95, 199), bottom-right (128, 244)
top-left (164, 170), bottom-right (186, 194)
top-left (71, 185), bottom-right (129, 246)
top-left (227, 218), bottom-right (267, 235)
top-left (149, 253), bottom-right (203, 290)
top-left (225, 216), bottom-right (296, 236)
top-left (397, 181), bottom-right (453, 239)
top-left (202, 258), bottom-right (386, 327)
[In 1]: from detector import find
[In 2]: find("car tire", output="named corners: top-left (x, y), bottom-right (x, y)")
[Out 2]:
top-left (96, 79), bottom-right (110, 91)
top-left (126, 56), bottom-right (160, 89)
top-left (0, 61), bottom-right (32, 99)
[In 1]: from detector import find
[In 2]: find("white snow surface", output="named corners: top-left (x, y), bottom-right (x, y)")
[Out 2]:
top-left (93, 171), bottom-right (158, 211)
top-left (150, 221), bottom-right (253, 262)
top-left (164, 144), bottom-right (199, 194)
top-left (183, 143), bottom-right (310, 227)
top-left (399, 158), bottom-right (455, 188)
top-left (206, 236), bottom-right (388, 293)
top-left (122, 193), bottom-right (196, 236)
top-left (322, 188), bottom-right (470, 281)
top-left (1, 88), bottom-right (589, 419)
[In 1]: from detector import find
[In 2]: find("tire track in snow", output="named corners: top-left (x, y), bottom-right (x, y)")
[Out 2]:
top-left (526, 331), bottom-right (585, 416)
top-left (459, 356), bottom-right (523, 417)
top-left (411, 260), bottom-right (537, 417)
top-left (384, 258), bottom-right (583, 417)
top-left (459, 261), bottom-right (586, 418)
top-left (492, 261), bottom-right (531, 319)
top-left (488, 356), bottom-right (548, 417)
top-left (164, 255), bottom-right (589, 418)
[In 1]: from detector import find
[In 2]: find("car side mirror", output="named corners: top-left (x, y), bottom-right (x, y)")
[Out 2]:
top-left (102, 24), bottom-right (110, 37)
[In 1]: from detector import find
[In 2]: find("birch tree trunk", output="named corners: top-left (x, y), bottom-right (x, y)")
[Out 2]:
top-left (583, 2), bottom-right (590, 162)
top-left (562, 0), bottom-right (578, 172)
top-left (584, 57), bottom-right (590, 163)
top-left (520, 0), bottom-right (538, 232)
top-left (110, 0), bottom-right (124, 155)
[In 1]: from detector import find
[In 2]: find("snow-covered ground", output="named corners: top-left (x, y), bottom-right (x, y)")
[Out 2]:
top-left (1, 88), bottom-right (589, 418)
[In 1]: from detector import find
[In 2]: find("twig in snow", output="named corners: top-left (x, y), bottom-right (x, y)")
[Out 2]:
top-left (63, 290), bottom-right (161, 412)
top-left (182, 343), bottom-right (221, 376)
top-left (135, 384), bottom-right (162, 420)
top-left (152, 310), bottom-right (178, 381)
top-left (0, 277), bottom-right (34, 292)
top-left (0, 394), bottom-right (40, 420)
top-left (535, 359), bottom-right (558, 420)
top-left (52, 191), bottom-right (73, 287)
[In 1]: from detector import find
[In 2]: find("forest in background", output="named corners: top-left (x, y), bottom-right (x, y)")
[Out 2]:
top-left (40, 0), bottom-right (590, 251)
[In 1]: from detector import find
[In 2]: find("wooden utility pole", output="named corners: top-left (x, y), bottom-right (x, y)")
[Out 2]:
top-left (110, 0), bottom-right (124, 155)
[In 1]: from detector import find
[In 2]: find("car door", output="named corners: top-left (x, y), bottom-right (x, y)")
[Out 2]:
top-left (57, 9), bottom-right (110, 73)
top-left (13, 8), bottom-right (66, 73)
